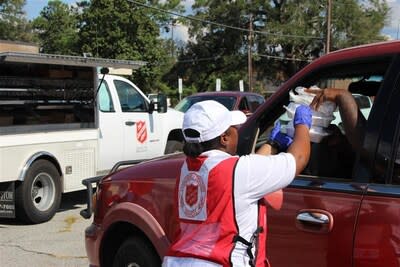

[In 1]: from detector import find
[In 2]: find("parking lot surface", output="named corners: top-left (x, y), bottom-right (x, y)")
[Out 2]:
top-left (0, 190), bottom-right (89, 267)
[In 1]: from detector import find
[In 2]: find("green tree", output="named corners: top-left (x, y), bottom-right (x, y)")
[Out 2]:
top-left (330, 0), bottom-right (388, 48)
top-left (166, 0), bottom-right (389, 93)
top-left (257, 0), bottom-right (389, 81)
top-left (164, 0), bottom-right (250, 92)
top-left (32, 0), bottom-right (79, 54)
top-left (77, 0), bottom-right (180, 92)
top-left (0, 0), bottom-right (33, 41)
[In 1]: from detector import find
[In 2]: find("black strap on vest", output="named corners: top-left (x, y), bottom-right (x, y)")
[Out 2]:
top-left (233, 227), bottom-right (263, 267)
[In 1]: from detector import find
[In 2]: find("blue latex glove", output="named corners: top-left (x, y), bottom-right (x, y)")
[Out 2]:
top-left (268, 121), bottom-right (293, 151)
top-left (293, 105), bottom-right (312, 129)
top-left (269, 121), bottom-right (281, 140)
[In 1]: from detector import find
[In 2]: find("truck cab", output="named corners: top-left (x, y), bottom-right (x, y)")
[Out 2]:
top-left (97, 74), bottom-right (183, 173)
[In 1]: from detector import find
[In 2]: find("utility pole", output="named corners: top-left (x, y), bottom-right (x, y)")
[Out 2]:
top-left (248, 13), bottom-right (253, 92)
top-left (171, 19), bottom-right (176, 58)
top-left (326, 0), bottom-right (332, 54)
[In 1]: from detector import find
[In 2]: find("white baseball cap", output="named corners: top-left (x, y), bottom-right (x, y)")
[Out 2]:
top-left (182, 100), bottom-right (247, 143)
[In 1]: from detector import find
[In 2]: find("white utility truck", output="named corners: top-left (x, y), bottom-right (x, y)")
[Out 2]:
top-left (0, 52), bottom-right (184, 223)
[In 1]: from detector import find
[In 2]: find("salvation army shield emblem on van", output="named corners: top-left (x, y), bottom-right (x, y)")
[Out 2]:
top-left (136, 121), bottom-right (147, 143)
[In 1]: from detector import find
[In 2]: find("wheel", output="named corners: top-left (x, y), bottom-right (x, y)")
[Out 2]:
top-left (113, 236), bottom-right (160, 267)
top-left (15, 159), bottom-right (61, 224)
top-left (165, 140), bottom-right (183, 154)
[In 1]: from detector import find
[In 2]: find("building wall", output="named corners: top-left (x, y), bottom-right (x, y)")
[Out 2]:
top-left (0, 40), bottom-right (39, 53)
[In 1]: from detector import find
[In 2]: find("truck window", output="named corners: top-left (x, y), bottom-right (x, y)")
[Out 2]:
top-left (114, 80), bottom-right (147, 112)
top-left (393, 149), bottom-right (400, 184)
top-left (354, 94), bottom-right (371, 109)
top-left (238, 97), bottom-right (250, 113)
top-left (254, 59), bottom-right (389, 181)
top-left (98, 81), bottom-right (114, 112)
top-left (247, 95), bottom-right (264, 112)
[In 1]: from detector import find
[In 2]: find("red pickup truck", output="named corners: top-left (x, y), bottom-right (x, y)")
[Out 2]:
top-left (82, 41), bottom-right (400, 267)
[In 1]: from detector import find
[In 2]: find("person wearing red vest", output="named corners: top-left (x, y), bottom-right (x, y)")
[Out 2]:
top-left (163, 100), bottom-right (311, 267)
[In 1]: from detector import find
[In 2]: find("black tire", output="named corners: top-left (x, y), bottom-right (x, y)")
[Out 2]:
top-left (113, 236), bottom-right (161, 267)
top-left (15, 159), bottom-right (61, 224)
top-left (165, 140), bottom-right (183, 154)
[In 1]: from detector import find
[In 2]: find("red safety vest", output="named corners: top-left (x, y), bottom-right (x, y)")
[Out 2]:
top-left (166, 155), bottom-right (268, 267)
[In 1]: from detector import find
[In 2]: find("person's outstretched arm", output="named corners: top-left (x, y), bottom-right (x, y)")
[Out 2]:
top-left (256, 143), bottom-right (277, 155)
top-left (287, 106), bottom-right (311, 175)
top-left (263, 106), bottom-right (311, 175)
top-left (306, 88), bottom-right (366, 151)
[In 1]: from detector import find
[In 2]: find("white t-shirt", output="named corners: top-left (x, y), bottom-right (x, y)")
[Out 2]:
top-left (163, 150), bottom-right (296, 267)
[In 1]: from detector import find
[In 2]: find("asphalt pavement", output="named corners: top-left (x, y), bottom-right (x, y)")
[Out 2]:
top-left (0, 190), bottom-right (90, 267)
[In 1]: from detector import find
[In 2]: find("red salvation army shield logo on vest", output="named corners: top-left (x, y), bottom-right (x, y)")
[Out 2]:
top-left (179, 172), bottom-right (207, 219)
top-left (185, 183), bottom-right (198, 207)
top-left (136, 120), bottom-right (147, 143)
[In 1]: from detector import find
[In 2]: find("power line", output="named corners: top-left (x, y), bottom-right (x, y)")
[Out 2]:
top-left (126, 0), bottom-right (323, 40)
top-left (174, 53), bottom-right (310, 64)
top-left (255, 53), bottom-right (312, 62)
top-left (177, 56), bottom-right (220, 63)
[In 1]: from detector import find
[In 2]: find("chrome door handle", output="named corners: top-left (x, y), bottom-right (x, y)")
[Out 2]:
top-left (295, 210), bottom-right (333, 233)
top-left (125, 121), bottom-right (135, 126)
top-left (296, 212), bottom-right (330, 225)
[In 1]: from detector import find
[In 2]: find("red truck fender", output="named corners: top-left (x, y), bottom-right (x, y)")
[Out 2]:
top-left (102, 202), bottom-right (171, 258)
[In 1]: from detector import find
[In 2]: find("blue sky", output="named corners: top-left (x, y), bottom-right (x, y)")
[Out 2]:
top-left (24, 0), bottom-right (76, 19)
top-left (24, 0), bottom-right (400, 40)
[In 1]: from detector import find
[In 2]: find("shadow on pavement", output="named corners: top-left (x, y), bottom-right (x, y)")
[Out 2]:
top-left (0, 190), bottom-right (88, 225)
top-left (0, 218), bottom-right (23, 225)
top-left (58, 190), bottom-right (87, 212)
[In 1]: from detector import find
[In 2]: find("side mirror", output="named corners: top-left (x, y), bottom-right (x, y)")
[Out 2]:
top-left (148, 93), bottom-right (167, 114)
top-left (148, 102), bottom-right (155, 114)
top-left (100, 67), bottom-right (109, 74)
top-left (157, 93), bottom-right (168, 113)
